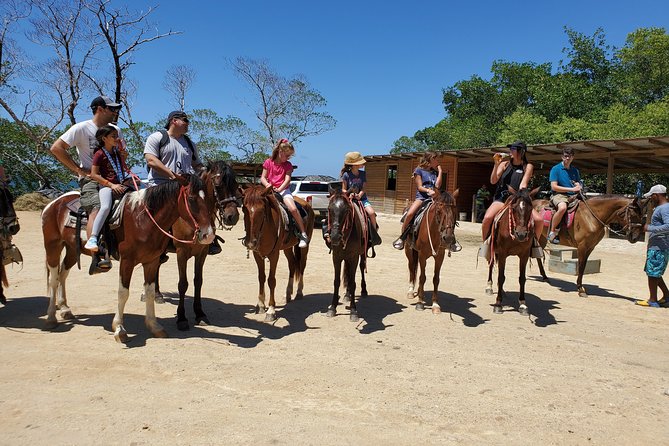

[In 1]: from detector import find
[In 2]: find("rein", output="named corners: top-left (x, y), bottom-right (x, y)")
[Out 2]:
top-left (144, 185), bottom-right (201, 244)
top-left (328, 194), bottom-right (356, 250)
top-left (209, 172), bottom-right (240, 230)
top-left (578, 193), bottom-right (641, 238)
top-left (507, 199), bottom-right (534, 241)
top-left (425, 199), bottom-right (456, 257)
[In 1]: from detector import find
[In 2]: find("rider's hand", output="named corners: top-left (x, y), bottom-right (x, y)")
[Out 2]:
top-left (437, 165), bottom-right (442, 172)
top-left (427, 189), bottom-right (436, 197)
top-left (572, 183), bottom-right (582, 193)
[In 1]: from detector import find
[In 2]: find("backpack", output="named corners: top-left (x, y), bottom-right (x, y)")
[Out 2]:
top-left (146, 129), bottom-right (197, 173)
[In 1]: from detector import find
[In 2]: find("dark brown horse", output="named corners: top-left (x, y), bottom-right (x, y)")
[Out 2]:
top-left (533, 194), bottom-right (646, 297)
top-left (485, 188), bottom-right (537, 315)
top-left (41, 174), bottom-right (214, 341)
top-left (404, 190), bottom-right (459, 313)
top-left (172, 161), bottom-right (240, 330)
top-left (325, 189), bottom-right (368, 321)
top-left (0, 184), bottom-right (20, 304)
top-left (242, 185), bottom-right (315, 322)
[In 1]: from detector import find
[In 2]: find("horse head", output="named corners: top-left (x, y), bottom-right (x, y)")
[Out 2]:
top-left (433, 189), bottom-right (459, 248)
top-left (621, 196), bottom-right (647, 244)
top-left (507, 188), bottom-right (534, 242)
top-left (175, 174), bottom-right (215, 245)
top-left (205, 160), bottom-right (240, 228)
top-left (0, 184), bottom-right (19, 236)
top-left (327, 189), bottom-right (353, 248)
top-left (242, 185), bottom-right (274, 251)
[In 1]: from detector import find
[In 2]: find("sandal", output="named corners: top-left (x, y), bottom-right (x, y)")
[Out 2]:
top-left (635, 299), bottom-right (661, 308)
top-left (658, 297), bottom-right (668, 307)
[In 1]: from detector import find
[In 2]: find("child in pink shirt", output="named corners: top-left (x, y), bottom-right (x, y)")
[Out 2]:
top-left (261, 139), bottom-right (309, 247)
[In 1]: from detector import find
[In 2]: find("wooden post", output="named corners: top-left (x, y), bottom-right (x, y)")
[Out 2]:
top-left (605, 153), bottom-right (614, 238)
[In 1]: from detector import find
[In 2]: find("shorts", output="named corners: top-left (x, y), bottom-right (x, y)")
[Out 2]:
top-left (277, 189), bottom-right (294, 199)
top-left (78, 178), bottom-right (100, 214)
top-left (550, 194), bottom-right (570, 207)
top-left (645, 249), bottom-right (669, 278)
top-left (361, 197), bottom-right (372, 208)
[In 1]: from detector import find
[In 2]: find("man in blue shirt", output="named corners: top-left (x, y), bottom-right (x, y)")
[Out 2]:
top-left (547, 147), bottom-right (582, 244)
top-left (636, 184), bottom-right (669, 307)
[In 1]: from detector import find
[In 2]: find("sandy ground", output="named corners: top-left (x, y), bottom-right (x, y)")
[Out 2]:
top-left (0, 210), bottom-right (667, 445)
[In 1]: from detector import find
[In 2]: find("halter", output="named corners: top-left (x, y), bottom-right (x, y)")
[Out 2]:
top-left (327, 193), bottom-right (357, 250)
top-left (507, 197), bottom-right (534, 241)
top-left (425, 197), bottom-right (457, 257)
top-left (578, 192), bottom-right (644, 240)
top-left (244, 193), bottom-right (280, 257)
top-left (145, 184), bottom-right (201, 244)
top-left (209, 171), bottom-right (240, 230)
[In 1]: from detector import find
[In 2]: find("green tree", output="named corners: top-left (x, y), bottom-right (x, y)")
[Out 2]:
top-left (390, 136), bottom-right (428, 154)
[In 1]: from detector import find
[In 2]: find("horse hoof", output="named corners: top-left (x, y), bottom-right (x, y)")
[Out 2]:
top-left (264, 313), bottom-right (277, 322)
top-left (415, 302), bottom-right (425, 311)
top-left (361, 289), bottom-right (368, 297)
top-left (518, 304), bottom-right (529, 316)
top-left (60, 310), bottom-right (75, 320)
top-left (406, 292), bottom-right (416, 300)
top-left (432, 305), bottom-right (441, 315)
top-left (350, 312), bottom-right (359, 322)
top-left (195, 316), bottom-right (210, 326)
top-left (326, 308), bottom-right (336, 318)
top-left (153, 329), bottom-right (169, 338)
top-left (114, 328), bottom-right (128, 343)
top-left (578, 291), bottom-right (588, 298)
top-left (485, 287), bottom-right (494, 296)
top-left (177, 320), bottom-right (190, 331)
top-left (343, 294), bottom-right (350, 303)
top-left (44, 319), bottom-right (58, 330)
top-left (295, 293), bottom-right (304, 300)
top-left (255, 305), bottom-right (266, 314)
top-left (493, 305), bottom-right (503, 314)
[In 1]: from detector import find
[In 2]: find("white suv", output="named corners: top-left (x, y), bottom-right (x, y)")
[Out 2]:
top-left (290, 176), bottom-right (341, 220)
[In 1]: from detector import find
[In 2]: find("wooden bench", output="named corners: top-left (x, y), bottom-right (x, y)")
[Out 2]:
top-left (547, 246), bottom-right (601, 275)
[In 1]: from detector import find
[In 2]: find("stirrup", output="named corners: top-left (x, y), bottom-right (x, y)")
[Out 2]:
top-left (392, 238), bottom-right (404, 250)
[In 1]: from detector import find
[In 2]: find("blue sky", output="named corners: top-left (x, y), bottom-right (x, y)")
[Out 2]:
top-left (10, 1), bottom-right (669, 177)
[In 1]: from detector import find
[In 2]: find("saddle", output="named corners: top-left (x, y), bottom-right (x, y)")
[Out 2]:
top-left (273, 193), bottom-right (308, 239)
top-left (541, 197), bottom-right (580, 230)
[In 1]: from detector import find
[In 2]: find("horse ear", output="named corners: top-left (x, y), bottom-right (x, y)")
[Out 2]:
top-left (262, 185), bottom-right (273, 197)
top-left (529, 187), bottom-right (541, 198)
top-left (507, 185), bottom-right (517, 195)
top-left (328, 183), bottom-right (335, 197)
top-left (452, 188), bottom-right (459, 199)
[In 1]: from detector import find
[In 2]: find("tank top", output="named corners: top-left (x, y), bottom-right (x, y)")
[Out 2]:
top-left (494, 162), bottom-right (526, 202)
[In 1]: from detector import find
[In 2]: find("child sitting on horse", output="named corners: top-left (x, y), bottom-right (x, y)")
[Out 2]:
top-left (84, 125), bottom-right (133, 252)
top-left (392, 151), bottom-right (462, 252)
top-left (260, 139), bottom-right (309, 248)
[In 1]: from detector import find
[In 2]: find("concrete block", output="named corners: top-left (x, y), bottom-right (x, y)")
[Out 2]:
top-left (548, 258), bottom-right (601, 276)
top-left (548, 247), bottom-right (577, 262)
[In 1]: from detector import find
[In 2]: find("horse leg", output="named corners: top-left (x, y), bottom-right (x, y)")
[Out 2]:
top-left (406, 248), bottom-right (418, 300)
top-left (346, 258), bottom-right (359, 322)
top-left (359, 255), bottom-right (368, 297)
top-left (142, 260), bottom-right (168, 338)
top-left (327, 255), bottom-right (342, 318)
top-left (283, 248), bottom-right (296, 303)
top-left (252, 252), bottom-right (267, 314)
top-left (176, 250), bottom-right (190, 331)
top-left (485, 260), bottom-right (494, 295)
top-left (294, 245), bottom-right (308, 300)
top-left (576, 246), bottom-right (591, 298)
top-left (493, 256), bottom-right (506, 314)
top-left (431, 251), bottom-right (445, 314)
top-left (112, 260), bottom-right (134, 343)
top-left (518, 254), bottom-right (529, 316)
top-left (264, 251), bottom-right (280, 322)
top-left (56, 247), bottom-right (77, 320)
top-left (192, 251), bottom-right (209, 326)
top-left (415, 255), bottom-right (427, 311)
top-left (45, 263), bottom-right (61, 329)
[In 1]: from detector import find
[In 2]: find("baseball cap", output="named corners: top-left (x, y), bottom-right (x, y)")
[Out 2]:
top-left (164, 110), bottom-right (189, 129)
top-left (506, 140), bottom-right (527, 151)
top-left (643, 184), bottom-right (667, 198)
top-left (90, 95), bottom-right (121, 110)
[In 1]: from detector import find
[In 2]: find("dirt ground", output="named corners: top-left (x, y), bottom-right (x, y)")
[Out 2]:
top-left (0, 210), bottom-right (667, 445)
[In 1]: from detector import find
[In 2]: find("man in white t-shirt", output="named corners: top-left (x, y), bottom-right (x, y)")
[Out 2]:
top-left (50, 95), bottom-right (122, 271)
top-left (144, 110), bottom-right (202, 186)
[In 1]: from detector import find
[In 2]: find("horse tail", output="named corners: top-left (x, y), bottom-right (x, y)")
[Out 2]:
top-left (292, 244), bottom-right (303, 282)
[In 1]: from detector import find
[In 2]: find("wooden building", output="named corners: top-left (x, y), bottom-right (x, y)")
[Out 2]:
top-left (363, 136), bottom-right (669, 220)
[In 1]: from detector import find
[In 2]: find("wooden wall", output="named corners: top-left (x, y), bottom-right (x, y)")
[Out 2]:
top-left (365, 155), bottom-right (493, 218)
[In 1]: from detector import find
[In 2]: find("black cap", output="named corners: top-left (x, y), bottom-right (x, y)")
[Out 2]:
top-left (90, 95), bottom-right (121, 110)
top-left (506, 140), bottom-right (527, 151)
top-left (164, 110), bottom-right (188, 129)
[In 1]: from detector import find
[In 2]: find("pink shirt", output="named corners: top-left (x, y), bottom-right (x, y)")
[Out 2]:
top-left (263, 158), bottom-right (293, 188)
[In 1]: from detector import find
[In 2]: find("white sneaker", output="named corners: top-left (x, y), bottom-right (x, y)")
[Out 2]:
top-left (84, 236), bottom-right (98, 252)
top-left (298, 233), bottom-right (309, 248)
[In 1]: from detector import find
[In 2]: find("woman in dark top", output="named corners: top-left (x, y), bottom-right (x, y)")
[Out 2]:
top-left (480, 141), bottom-right (543, 251)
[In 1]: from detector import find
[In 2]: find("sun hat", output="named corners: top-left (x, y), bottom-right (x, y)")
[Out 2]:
top-left (643, 184), bottom-right (667, 198)
top-left (344, 151), bottom-right (366, 165)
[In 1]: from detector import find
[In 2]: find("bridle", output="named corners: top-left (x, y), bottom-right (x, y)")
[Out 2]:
top-left (144, 183), bottom-right (202, 244)
top-left (244, 193), bottom-right (280, 256)
top-left (578, 192), bottom-right (644, 240)
top-left (507, 195), bottom-right (534, 241)
top-left (425, 196), bottom-right (457, 256)
top-left (327, 193), bottom-right (356, 250)
top-left (208, 170), bottom-right (241, 230)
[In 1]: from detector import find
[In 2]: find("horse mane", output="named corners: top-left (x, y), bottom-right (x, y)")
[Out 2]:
top-left (244, 184), bottom-right (266, 205)
top-left (436, 190), bottom-right (455, 206)
top-left (131, 174), bottom-right (204, 214)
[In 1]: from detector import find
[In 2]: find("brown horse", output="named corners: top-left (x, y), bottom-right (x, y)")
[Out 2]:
top-left (242, 185), bottom-right (315, 322)
top-left (41, 174), bottom-right (214, 341)
top-left (485, 188), bottom-right (537, 315)
top-left (533, 194), bottom-right (646, 297)
top-left (0, 184), bottom-right (20, 304)
top-left (404, 190), bottom-right (459, 313)
top-left (325, 189), bottom-right (368, 321)
top-left (172, 160), bottom-right (240, 331)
